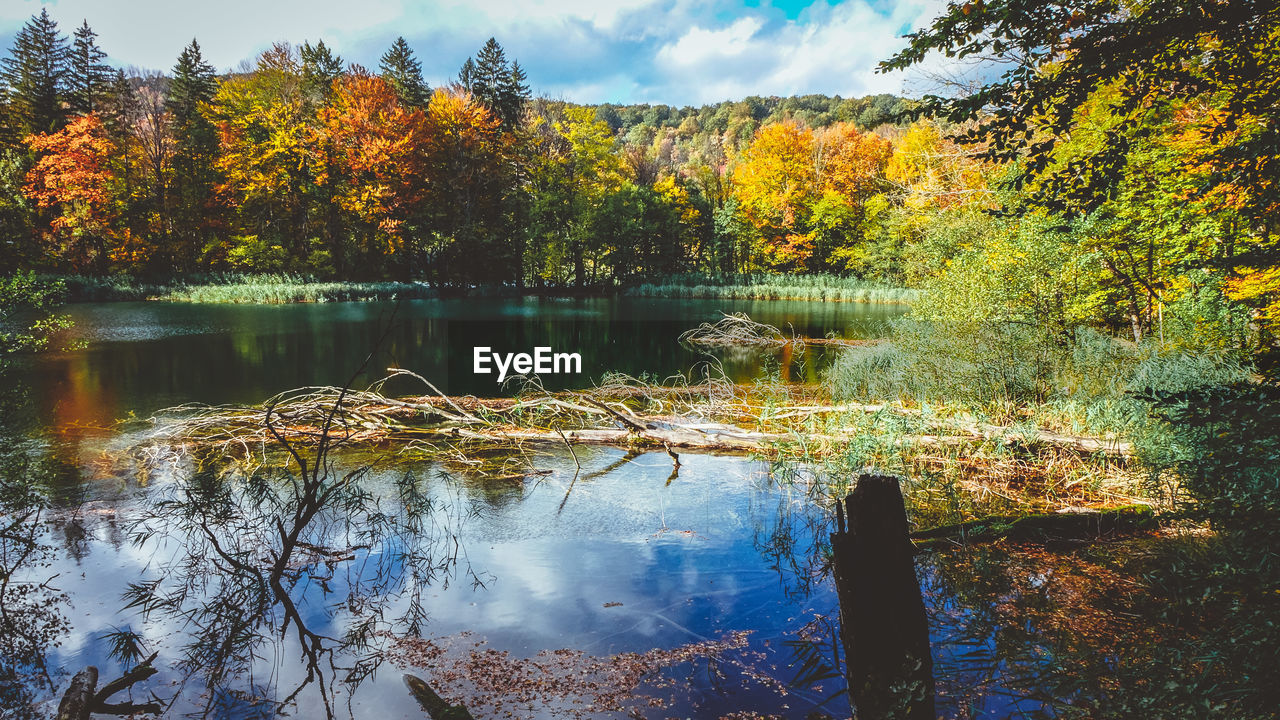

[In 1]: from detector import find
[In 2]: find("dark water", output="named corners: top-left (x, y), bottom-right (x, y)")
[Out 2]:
top-left (24, 297), bottom-right (904, 438)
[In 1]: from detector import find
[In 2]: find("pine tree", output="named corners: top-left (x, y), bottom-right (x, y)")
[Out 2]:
top-left (1, 9), bottom-right (70, 136)
top-left (378, 37), bottom-right (429, 108)
top-left (300, 40), bottom-right (343, 103)
top-left (167, 39), bottom-right (216, 126)
top-left (101, 70), bottom-right (135, 147)
top-left (101, 70), bottom-right (136, 197)
top-left (67, 20), bottom-right (111, 115)
top-left (460, 38), bottom-right (527, 131)
top-left (469, 38), bottom-right (507, 111)
top-left (457, 58), bottom-right (476, 88)
top-left (166, 39), bottom-right (219, 271)
top-left (498, 60), bottom-right (530, 129)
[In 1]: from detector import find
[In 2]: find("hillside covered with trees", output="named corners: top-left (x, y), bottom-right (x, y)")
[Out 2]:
top-left (0, 11), bottom-right (916, 290)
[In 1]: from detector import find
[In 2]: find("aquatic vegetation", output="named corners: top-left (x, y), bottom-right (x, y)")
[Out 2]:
top-left (56, 273), bottom-right (440, 304)
top-left (160, 275), bottom-right (439, 304)
top-left (625, 273), bottom-right (918, 304)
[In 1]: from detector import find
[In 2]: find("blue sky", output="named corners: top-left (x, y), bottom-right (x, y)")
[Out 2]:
top-left (0, 0), bottom-right (946, 105)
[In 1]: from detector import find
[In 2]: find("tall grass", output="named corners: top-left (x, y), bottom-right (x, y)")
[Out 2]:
top-left (58, 274), bottom-right (171, 302)
top-left (163, 275), bottom-right (437, 304)
top-left (58, 270), bottom-right (913, 305)
top-left (825, 318), bottom-right (1253, 437)
top-left (624, 273), bottom-right (918, 304)
top-left (799, 317), bottom-right (1258, 526)
top-left (55, 273), bottom-right (440, 304)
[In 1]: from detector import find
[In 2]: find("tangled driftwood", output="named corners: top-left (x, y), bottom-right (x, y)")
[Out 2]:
top-left (679, 312), bottom-right (879, 348)
top-left (134, 366), bottom-right (1133, 467)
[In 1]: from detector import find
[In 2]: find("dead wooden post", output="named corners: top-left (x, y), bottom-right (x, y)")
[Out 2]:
top-left (56, 667), bottom-right (97, 720)
top-left (831, 473), bottom-right (934, 720)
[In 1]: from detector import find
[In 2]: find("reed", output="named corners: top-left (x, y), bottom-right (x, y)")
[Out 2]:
top-left (624, 273), bottom-right (918, 304)
top-left (55, 273), bottom-right (439, 304)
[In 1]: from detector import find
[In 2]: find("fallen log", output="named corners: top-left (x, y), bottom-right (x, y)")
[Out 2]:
top-left (766, 404), bottom-right (1132, 457)
top-left (910, 505), bottom-right (1158, 550)
top-left (405, 674), bottom-right (474, 720)
top-left (442, 425), bottom-right (776, 452)
top-left (142, 379), bottom-right (1134, 462)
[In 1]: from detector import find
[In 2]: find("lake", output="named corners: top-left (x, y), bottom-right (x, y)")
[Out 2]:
top-left (23, 297), bottom-right (905, 439)
top-left (0, 297), bottom-right (1078, 719)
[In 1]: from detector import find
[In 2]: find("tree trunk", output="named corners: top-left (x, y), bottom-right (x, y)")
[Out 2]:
top-left (56, 667), bottom-right (97, 720)
top-left (831, 474), bottom-right (934, 720)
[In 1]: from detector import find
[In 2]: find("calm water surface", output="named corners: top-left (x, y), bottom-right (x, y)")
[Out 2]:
top-left (26, 297), bottom-right (904, 437)
top-left (1, 298), bottom-right (1061, 719)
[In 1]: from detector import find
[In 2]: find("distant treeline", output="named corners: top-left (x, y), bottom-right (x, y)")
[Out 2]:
top-left (0, 10), bottom-right (948, 290)
top-left (588, 93), bottom-right (912, 144)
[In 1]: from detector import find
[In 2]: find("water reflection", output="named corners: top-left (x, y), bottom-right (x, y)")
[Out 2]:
top-left (122, 398), bottom-right (476, 718)
top-left (0, 388), bottom-right (74, 720)
top-left (27, 298), bottom-right (902, 437)
top-left (2, 429), bottom-right (858, 718)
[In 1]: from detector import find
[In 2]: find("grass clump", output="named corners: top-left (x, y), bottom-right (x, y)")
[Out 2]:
top-left (624, 272), bottom-right (918, 304)
top-left (162, 274), bottom-right (437, 304)
top-left (815, 313), bottom-right (1267, 529)
top-left (825, 319), bottom-right (1253, 437)
top-left (53, 273), bottom-right (441, 304)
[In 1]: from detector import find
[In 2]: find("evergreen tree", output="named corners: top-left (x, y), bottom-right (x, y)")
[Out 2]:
top-left (457, 57), bottom-right (476, 88)
top-left (498, 60), bottom-right (530, 129)
top-left (67, 20), bottom-right (111, 115)
top-left (460, 38), bottom-right (527, 130)
top-left (166, 39), bottom-right (219, 270)
top-left (378, 37), bottom-right (428, 107)
top-left (468, 38), bottom-right (506, 112)
top-left (101, 70), bottom-right (135, 139)
top-left (300, 40), bottom-right (343, 103)
top-left (0, 9), bottom-right (70, 136)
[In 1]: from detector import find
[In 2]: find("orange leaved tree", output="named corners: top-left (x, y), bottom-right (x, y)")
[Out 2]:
top-left (24, 113), bottom-right (128, 272)
top-left (731, 121), bottom-right (817, 271)
top-left (317, 72), bottom-right (430, 277)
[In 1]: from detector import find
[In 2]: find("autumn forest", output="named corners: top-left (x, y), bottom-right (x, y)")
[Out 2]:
top-left (2, 10), bottom-right (919, 289)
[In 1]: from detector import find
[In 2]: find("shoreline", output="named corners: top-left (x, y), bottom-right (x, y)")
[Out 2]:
top-left (52, 276), bottom-right (918, 306)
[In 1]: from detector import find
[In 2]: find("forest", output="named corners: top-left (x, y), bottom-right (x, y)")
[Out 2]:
top-left (0, 6), bottom-right (1274, 354)
top-left (0, 10), bottom-right (914, 289)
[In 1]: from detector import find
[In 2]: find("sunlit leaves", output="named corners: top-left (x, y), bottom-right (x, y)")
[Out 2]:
top-left (317, 72), bottom-right (428, 260)
top-left (23, 113), bottom-right (124, 271)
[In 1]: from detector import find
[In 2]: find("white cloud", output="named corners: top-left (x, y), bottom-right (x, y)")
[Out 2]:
top-left (427, 0), bottom-right (660, 32)
top-left (655, 16), bottom-right (764, 68)
top-left (0, 0), bottom-right (948, 103)
top-left (649, 0), bottom-right (945, 103)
